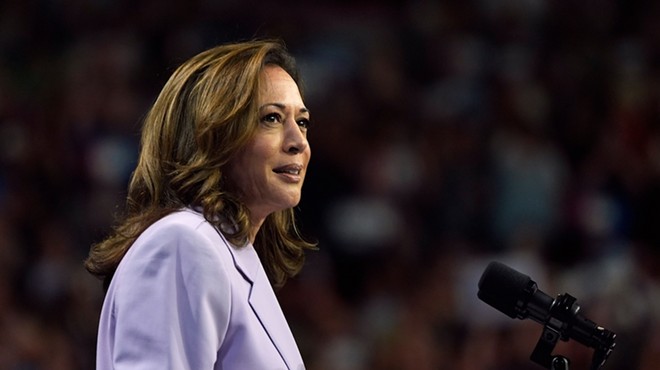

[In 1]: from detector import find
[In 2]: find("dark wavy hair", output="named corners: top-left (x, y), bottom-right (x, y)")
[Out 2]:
top-left (84, 39), bottom-right (316, 289)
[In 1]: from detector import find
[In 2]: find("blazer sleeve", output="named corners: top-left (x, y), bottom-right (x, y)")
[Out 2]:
top-left (111, 219), bottom-right (230, 370)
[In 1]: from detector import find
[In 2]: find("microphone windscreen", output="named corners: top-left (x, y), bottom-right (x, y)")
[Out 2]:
top-left (477, 261), bottom-right (532, 318)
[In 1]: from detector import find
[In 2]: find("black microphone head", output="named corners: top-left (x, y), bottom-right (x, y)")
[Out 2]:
top-left (477, 261), bottom-right (534, 319)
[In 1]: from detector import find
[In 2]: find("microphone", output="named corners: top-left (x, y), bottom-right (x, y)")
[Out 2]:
top-left (477, 261), bottom-right (616, 370)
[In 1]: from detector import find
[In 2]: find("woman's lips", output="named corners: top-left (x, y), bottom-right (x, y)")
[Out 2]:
top-left (273, 164), bottom-right (303, 182)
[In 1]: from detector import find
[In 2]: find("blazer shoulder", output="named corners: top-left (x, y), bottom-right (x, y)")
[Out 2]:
top-left (120, 208), bottom-right (230, 271)
top-left (152, 208), bottom-right (210, 229)
top-left (112, 208), bottom-right (235, 297)
top-left (140, 208), bottom-right (218, 241)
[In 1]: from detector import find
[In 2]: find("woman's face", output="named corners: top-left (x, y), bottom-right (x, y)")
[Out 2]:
top-left (227, 65), bottom-right (311, 222)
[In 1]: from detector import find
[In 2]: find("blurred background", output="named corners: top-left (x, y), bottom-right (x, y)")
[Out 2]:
top-left (1, 0), bottom-right (659, 369)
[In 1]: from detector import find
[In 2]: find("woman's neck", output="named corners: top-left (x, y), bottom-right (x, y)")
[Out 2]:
top-left (248, 217), bottom-right (264, 244)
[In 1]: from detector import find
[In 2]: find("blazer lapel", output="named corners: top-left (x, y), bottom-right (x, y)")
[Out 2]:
top-left (249, 273), bottom-right (302, 370)
top-left (222, 237), bottom-right (301, 370)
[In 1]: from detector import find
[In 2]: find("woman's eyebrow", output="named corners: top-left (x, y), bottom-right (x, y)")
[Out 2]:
top-left (259, 103), bottom-right (310, 115)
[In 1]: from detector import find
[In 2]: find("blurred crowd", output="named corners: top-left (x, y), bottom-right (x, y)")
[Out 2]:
top-left (1, 0), bottom-right (659, 369)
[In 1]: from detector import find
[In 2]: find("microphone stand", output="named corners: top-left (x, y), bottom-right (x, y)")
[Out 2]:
top-left (530, 323), bottom-right (571, 370)
top-left (551, 357), bottom-right (570, 370)
top-left (529, 294), bottom-right (615, 370)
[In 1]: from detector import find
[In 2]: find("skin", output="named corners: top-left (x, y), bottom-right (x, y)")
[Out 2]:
top-left (227, 65), bottom-right (311, 243)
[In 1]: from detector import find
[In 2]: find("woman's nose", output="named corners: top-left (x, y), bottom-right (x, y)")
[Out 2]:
top-left (283, 120), bottom-right (308, 154)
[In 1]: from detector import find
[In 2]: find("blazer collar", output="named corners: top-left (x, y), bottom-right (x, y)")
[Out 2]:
top-left (220, 233), bottom-right (302, 370)
top-left (226, 238), bottom-right (260, 284)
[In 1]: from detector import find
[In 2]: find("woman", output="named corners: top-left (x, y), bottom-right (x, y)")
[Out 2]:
top-left (85, 39), bottom-right (315, 369)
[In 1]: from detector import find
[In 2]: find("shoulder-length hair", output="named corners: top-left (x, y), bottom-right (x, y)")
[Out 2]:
top-left (85, 39), bottom-right (316, 289)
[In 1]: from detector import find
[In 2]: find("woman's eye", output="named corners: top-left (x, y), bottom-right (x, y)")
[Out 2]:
top-left (261, 113), bottom-right (282, 124)
top-left (260, 112), bottom-right (310, 130)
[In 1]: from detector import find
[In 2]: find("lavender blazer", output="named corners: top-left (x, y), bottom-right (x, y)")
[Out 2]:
top-left (95, 208), bottom-right (305, 369)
